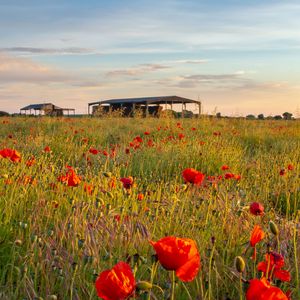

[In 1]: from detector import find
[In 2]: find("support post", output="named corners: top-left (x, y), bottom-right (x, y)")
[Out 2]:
top-left (88, 104), bottom-right (90, 116)
top-left (132, 103), bottom-right (136, 117)
top-left (198, 102), bottom-right (201, 118)
top-left (146, 102), bottom-right (149, 117)
top-left (181, 102), bottom-right (184, 118)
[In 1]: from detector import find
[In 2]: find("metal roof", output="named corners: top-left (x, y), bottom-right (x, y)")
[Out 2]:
top-left (89, 96), bottom-right (200, 106)
top-left (20, 103), bottom-right (62, 110)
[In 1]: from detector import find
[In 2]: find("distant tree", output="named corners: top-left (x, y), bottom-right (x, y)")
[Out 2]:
top-left (0, 111), bottom-right (9, 117)
top-left (258, 114), bottom-right (264, 120)
top-left (216, 112), bottom-right (222, 118)
top-left (282, 112), bottom-right (293, 120)
top-left (246, 114), bottom-right (256, 120)
top-left (274, 115), bottom-right (283, 120)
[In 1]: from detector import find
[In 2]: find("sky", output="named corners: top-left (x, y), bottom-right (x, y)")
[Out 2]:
top-left (0, 0), bottom-right (300, 116)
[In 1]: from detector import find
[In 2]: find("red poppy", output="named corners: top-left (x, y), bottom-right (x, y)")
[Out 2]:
top-left (26, 157), bottom-right (36, 167)
top-left (182, 168), bottom-right (205, 186)
top-left (150, 236), bottom-right (200, 282)
top-left (89, 148), bottom-right (98, 155)
top-left (287, 164), bottom-right (294, 171)
top-left (224, 173), bottom-right (235, 179)
top-left (178, 133), bottom-right (185, 140)
top-left (0, 148), bottom-right (21, 162)
top-left (257, 252), bottom-right (291, 282)
top-left (250, 202), bottom-right (264, 216)
top-left (120, 176), bottom-right (134, 189)
top-left (95, 261), bottom-right (135, 300)
top-left (221, 165), bottom-right (230, 170)
top-left (84, 183), bottom-right (94, 195)
top-left (58, 167), bottom-right (81, 187)
top-left (250, 225), bottom-right (265, 247)
top-left (44, 146), bottom-right (51, 152)
top-left (246, 277), bottom-right (288, 300)
top-left (279, 169), bottom-right (286, 176)
top-left (137, 193), bottom-right (144, 201)
top-left (133, 136), bottom-right (143, 143)
top-left (144, 131), bottom-right (150, 135)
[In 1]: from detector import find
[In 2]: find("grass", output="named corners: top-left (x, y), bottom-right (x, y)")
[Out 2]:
top-left (0, 116), bottom-right (299, 299)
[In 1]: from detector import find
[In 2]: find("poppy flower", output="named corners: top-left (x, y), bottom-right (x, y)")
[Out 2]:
top-left (221, 165), bottom-right (230, 170)
top-left (144, 131), bottom-right (150, 135)
top-left (224, 173), bottom-right (235, 179)
top-left (250, 202), bottom-right (264, 216)
top-left (178, 133), bottom-right (185, 140)
top-left (279, 169), bottom-right (286, 176)
top-left (120, 176), bottom-right (134, 189)
top-left (58, 167), bottom-right (81, 187)
top-left (95, 261), bottom-right (135, 300)
top-left (246, 277), bottom-right (288, 300)
top-left (182, 168), bottom-right (205, 186)
top-left (250, 225), bottom-right (265, 247)
top-left (89, 148), bottom-right (98, 155)
top-left (0, 148), bottom-right (21, 162)
top-left (44, 146), bottom-right (51, 152)
top-left (287, 164), bottom-right (294, 171)
top-left (137, 193), bottom-right (144, 201)
top-left (84, 183), bottom-right (94, 195)
top-left (250, 225), bottom-right (265, 260)
top-left (257, 252), bottom-right (291, 282)
top-left (150, 236), bottom-right (200, 282)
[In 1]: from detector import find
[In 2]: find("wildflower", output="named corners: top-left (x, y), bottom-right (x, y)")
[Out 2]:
top-left (0, 148), bottom-right (21, 162)
top-left (144, 131), bottom-right (150, 135)
top-left (224, 173), bottom-right (235, 179)
top-left (137, 193), bottom-right (144, 201)
top-left (26, 157), bottom-right (36, 167)
top-left (89, 148), bottom-right (98, 155)
top-left (257, 252), bottom-right (291, 282)
top-left (182, 168), bottom-right (205, 186)
top-left (246, 277), bottom-right (288, 300)
top-left (44, 146), bottom-right (51, 152)
top-left (95, 261), bottom-right (136, 300)
top-left (250, 225), bottom-right (265, 260)
top-left (221, 165), bottom-right (230, 170)
top-left (250, 202), bottom-right (264, 216)
top-left (178, 133), bottom-right (185, 140)
top-left (150, 236), bottom-right (200, 282)
top-left (120, 176), bottom-right (134, 189)
top-left (58, 167), bottom-right (81, 187)
top-left (287, 164), bottom-right (294, 171)
top-left (279, 169), bottom-right (286, 176)
top-left (84, 183), bottom-right (94, 195)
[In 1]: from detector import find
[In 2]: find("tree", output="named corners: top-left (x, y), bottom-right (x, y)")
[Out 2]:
top-left (216, 112), bottom-right (222, 118)
top-left (282, 112), bottom-right (293, 120)
top-left (246, 114), bottom-right (256, 120)
top-left (258, 114), bottom-right (264, 120)
top-left (274, 115), bottom-right (283, 120)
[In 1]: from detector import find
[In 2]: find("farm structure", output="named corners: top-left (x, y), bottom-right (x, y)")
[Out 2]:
top-left (20, 103), bottom-right (75, 116)
top-left (88, 96), bottom-right (202, 117)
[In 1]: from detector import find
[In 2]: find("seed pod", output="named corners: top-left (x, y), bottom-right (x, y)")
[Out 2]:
top-left (235, 256), bottom-right (246, 273)
top-left (15, 239), bottom-right (22, 246)
top-left (269, 221), bottom-right (279, 236)
top-left (136, 281), bottom-right (153, 291)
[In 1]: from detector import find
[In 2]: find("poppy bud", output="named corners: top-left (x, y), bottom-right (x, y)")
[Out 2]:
top-left (47, 295), bottom-right (57, 300)
top-left (103, 172), bottom-right (112, 178)
top-left (235, 256), bottom-right (245, 273)
top-left (269, 221), bottom-right (279, 236)
top-left (136, 281), bottom-right (153, 291)
top-left (15, 239), bottom-right (22, 246)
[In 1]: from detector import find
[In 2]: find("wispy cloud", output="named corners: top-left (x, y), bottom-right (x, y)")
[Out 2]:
top-left (2, 47), bottom-right (95, 55)
top-left (106, 63), bottom-right (170, 77)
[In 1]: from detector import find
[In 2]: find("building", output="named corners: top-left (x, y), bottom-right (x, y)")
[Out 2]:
top-left (20, 103), bottom-right (75, 116)
top-left (88, 96), bottom-right (201, 117)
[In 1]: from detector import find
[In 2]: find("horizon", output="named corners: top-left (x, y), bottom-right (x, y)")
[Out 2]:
top-left (0, 0), bottom-right (300, 116)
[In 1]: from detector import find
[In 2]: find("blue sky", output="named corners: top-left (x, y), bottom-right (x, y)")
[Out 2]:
top-left (0, 0), bottom-right (300, 115)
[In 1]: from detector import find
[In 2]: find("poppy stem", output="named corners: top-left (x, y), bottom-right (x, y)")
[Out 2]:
top-left (239, 273), bottom-right (243, 300)
top-left (171, 271), bottom-right (176, 300)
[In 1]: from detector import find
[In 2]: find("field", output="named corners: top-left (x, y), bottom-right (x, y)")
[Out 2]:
top-left (0, 116), bottom-right (299, 300)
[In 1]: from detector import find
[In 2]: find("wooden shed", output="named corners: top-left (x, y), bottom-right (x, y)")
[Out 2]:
top-left (20, 103), bottom-right (75, 116)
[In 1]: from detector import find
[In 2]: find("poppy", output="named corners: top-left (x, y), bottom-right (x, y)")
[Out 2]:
top-left (257, 252), bottom-right (291, 282)
top-left (279, 169), bottom-right (286, 176)
top-left (224, 173), bottom-right (235, 179)
top-left (137, 193), bottom-right (144, 201)
top-left (246, 277), bottom-right (288, 300)
top-left (150, 236), bottom-right (200, 282)
top-left (250, 225), bottom-right (265, 260)
top-left (0, 148), bottom-right (21, 162)
top-left (287, 164), bottom-right (294, 171)
top-left (250, 225), bottom-right (265, 247)
top-left (120, 176), bottom-right (134, 189)
top-left (44, 146), bottom-right (51, 152)
top-left (95, 261), bottom-right (136, 300)
top-left (89, 148), bottom-right (98, 155)
top-left (221, 165), bottom-right (230, 170)
top-left (58, 167), bottom-right (81, 187)
top-left (144, 131), bottom-right (150, 135)
top-left (250, 202), bottom-right (264, 216)
top-left (182, 168), bottom-right (205, 186)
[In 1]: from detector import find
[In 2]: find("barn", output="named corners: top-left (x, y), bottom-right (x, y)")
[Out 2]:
top-left (88, 96), bottom-right (201, 117)
top-left (20, 103), bottom-right (75, 116)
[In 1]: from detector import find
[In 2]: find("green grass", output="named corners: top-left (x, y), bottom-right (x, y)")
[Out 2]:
top-left (0, 116), bottom-right (299, 299)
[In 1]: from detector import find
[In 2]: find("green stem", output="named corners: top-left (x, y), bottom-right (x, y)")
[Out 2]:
top-left (171, 271), bottom-right (176, 300)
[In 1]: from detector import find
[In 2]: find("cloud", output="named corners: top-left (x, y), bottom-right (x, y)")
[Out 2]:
top-left (2, 47), bottom-right (95, 55)
top-left (106, 63), bottom-right (170, 77)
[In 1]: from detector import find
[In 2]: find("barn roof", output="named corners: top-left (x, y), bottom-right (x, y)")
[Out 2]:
top-left (20, 103), bottom-right (62, 110)
top-left (89, 96), bottom-right (200, 106)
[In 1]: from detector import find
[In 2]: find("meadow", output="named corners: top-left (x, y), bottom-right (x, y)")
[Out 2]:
top-left (0, 116), bottom-right (299, 300)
